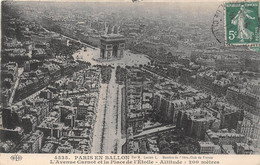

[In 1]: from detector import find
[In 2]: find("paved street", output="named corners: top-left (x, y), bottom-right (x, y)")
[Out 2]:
top-left (8, 68), bottom-right (24, 105)
top-left (72, 48), bottom-right (150, 67)
top-left (72, 39), bottom-right (150, 154)
top-left (91, 68), bottom-right (123, 154)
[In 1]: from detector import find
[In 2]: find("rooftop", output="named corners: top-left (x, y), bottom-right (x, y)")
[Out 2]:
top-left (198, 141), bottom-right (215, 147)
top-left (101, 33), bottom-right (125, 39)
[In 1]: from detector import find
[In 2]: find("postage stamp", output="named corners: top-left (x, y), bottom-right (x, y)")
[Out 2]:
top-left (224, 1), bottom-right (260, 46)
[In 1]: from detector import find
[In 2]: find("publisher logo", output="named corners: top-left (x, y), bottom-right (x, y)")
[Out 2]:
top-left (10, 154), bottom-right (23, 161)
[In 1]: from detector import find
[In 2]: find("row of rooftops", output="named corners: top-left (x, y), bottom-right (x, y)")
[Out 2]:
top-left (228, 86), bottom-right (260, 100)
top-left (183, 108), bottom-right (216, 121)
top-left (156, 91), bottom-right (209, 107)
top-left (2, 62), bottom-right (18, 70)
top-left (18, 60), bottom-right (81, 90)
top-left (206, 129), bottom-right (245, 138)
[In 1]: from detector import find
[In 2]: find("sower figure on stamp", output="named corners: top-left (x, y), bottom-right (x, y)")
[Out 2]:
top-left (231, 5), bottom-right (255, 42)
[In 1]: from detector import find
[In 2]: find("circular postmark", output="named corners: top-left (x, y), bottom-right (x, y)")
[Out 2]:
top-left (211, 3), bottom-right (225, 44)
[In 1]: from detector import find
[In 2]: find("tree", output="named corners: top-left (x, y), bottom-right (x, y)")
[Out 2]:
top-left (165, 136), bottom-right (172, 143)
top-left (161, 147), bottom-right (173, 154)
top-left (159, 139), bottom-right (170, 150)
top-left (172, 147), bottom-right (179, 154)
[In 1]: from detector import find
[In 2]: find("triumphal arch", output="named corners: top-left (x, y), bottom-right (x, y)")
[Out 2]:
top-left (100, 29), bottom-right (126, 60)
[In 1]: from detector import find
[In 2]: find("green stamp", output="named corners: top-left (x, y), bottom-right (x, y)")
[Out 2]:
top-left (225, 1), bottom-right (260, 45)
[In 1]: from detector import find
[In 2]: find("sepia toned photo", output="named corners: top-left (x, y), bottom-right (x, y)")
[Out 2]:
top-left (1, 0), bottom-right (260, 162)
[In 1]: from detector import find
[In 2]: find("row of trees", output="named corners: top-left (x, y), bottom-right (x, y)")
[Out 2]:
top-left (130, 42), bottom-right (177, 64)
top-left (100, 66), bottom-right (112, 84)
top-left (115, 66), bottom-right (127, 84)
top-left (156, 130), bottom-right (199, 154)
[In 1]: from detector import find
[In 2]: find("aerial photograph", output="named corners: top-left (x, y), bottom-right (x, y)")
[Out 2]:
top-left (0, 0), bottom-right (260, 155)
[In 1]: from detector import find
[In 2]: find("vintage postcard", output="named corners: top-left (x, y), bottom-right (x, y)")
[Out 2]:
top-left (0, 0), bottom-right (260, 165)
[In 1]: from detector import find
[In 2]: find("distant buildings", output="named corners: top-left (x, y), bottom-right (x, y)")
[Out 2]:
top-left (0, 140), bottom-right (16, 153)
top-left (154, 93), bottom-right (190, 124)
top-left (0, 127), bottom-right (24, 143)
top-left (153, 82), bottom-right (210, 124)
top-left (198, 141), bottom-right (221, 154)
top-left (125, 68), bottom-right (145, 135)
top-left (17, 130), bottom-right (44, 153)
top-left (226, 86), bottom-right (260, 116)
top-left (0, 65), bottom-right (100, 153)
top-left (245, 57), bottom-right (260, 72)
top-left (237, 119), bottom-right (260, 146)
top-left (24, 60), bottom-right (43, 72)
top-left (1, 107), bottom-right (21, 129)
top-left (221, 145), bottom-right (235, 154)
top-left (41, 142), bottom-right (55, 153)
top-left (1, 62), bottom-right (19, 105)
top-left (234, 142), bottom-right (255, 154)
top-left (196, 70), bottom-right (235, 96)
top-left (205, 129), bottom-right (245, 145)
top-left (177, 108), bottom-right (218, 139)
top-left (212, 101), bottom-right (244, 130)
top-left (1, 62), bottom-right (18, 82)
top-left (216, 57), bottom-right (243, 72)
top-left (15, 60), bottom-right (89, 102)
